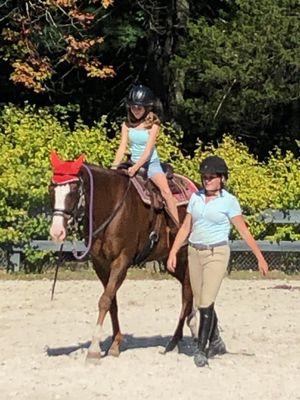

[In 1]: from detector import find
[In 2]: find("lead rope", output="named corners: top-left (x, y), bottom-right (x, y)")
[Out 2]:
top-left (51, 243), bottom-right (64, 301)
top-left (72, 164), bottom-right (94, 260)
top-left (72, 165), bottom-right (132, 258)
top-left (51, 166), bottom-right (93, 299)
top-left (52, 166), bottom-right (131, 297)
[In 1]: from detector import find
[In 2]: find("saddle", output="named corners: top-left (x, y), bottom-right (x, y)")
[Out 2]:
top-left (117, 161), bottom-right (198, 210)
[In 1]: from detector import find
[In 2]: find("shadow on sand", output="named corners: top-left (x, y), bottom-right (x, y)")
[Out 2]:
top-left (45, 334), bottom-right (196, 358)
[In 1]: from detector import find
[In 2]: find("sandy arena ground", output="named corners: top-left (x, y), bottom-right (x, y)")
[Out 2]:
top-left (0, 277), bottom-right (299, 400)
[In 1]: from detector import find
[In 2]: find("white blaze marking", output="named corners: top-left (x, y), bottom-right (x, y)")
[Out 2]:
top-left (50, 184), bottom-right (71, 241)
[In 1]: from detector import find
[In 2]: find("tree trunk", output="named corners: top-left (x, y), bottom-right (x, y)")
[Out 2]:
top-left (145, 0), bottom-right (190, 120)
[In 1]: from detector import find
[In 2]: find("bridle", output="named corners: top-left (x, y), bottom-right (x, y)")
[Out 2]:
top-left (51, 178), bottom-right (85, 225)
top-left (50, 166), bottom-right (92, 300)
top-left (51, 164), bottom-right (131, 260)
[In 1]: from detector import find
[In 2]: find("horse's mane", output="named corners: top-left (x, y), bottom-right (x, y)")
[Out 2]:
top-left (84, 163), bottom-right (129, 183)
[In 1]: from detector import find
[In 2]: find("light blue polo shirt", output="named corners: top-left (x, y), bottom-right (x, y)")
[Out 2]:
top-left (187, 189), bottom-right (242, 245)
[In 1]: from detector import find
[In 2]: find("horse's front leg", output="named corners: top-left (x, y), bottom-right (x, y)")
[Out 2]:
top-left (107, 296), bottom-right (123, 357)
top-left (86, 255), bottom-right (128, 364)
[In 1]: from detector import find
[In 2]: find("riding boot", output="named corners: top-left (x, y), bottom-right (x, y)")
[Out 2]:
top-left (206, 311), bottom-right (227, 358)
top-left (193, 303), bottom-right (214, 367)
top-left (206, 310), bottom-right (227, 358)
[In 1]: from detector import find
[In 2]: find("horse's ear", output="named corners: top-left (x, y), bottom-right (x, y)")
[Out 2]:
top-left (50, 150), bottom-right (63, 168)
top-left (74, 154), bottom-right (85, 167)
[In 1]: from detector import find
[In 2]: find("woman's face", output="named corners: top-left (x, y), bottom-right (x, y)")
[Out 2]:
top-left (130, 105), bottom-right (146, 119)
top-left (202, 174), bottom-right (222, 192)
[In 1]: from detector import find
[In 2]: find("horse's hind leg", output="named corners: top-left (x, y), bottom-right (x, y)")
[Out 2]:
top-left (164, 253), bottom-right (193, 353)
top-left (86, 255), bottom-right (128, 363)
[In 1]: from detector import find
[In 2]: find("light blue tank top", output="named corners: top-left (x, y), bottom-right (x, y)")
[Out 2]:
top-left (128, 128), bottom-right (159, 163)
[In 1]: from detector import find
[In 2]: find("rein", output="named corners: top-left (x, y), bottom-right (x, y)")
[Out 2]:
top-left (51, 165), bottom-right (131, 298)
top-left (72, 164), bottom-right (94, 260)
top-left (51, 243), bottom-right (64, 301)
top-left (72, 165), bottom-right (132, 259)
top-left (92, 179), bottom-right (131, 238)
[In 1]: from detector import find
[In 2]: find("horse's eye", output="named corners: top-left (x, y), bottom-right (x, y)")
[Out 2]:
top-left (69, 183), bottom-right (79, 192)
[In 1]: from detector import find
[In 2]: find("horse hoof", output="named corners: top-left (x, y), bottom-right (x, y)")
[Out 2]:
top-left (85, 352), bottom-right (101, 365)
top-left (108, 347), bottom-right (120, 357)
top-left (164, 340), bottom-right (178, 353)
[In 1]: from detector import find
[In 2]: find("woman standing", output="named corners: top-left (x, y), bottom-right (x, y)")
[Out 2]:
top-left (167, 155), bottom-right (268, 367)
top-left (112, 84), bottom-right (179, 224)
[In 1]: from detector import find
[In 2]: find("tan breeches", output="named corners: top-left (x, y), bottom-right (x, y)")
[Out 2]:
top-left (188, 245), bottom-right (230, 309)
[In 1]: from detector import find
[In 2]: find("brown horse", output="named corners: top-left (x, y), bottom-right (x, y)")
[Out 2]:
top-left (49, 152), bottom-right (194, 363)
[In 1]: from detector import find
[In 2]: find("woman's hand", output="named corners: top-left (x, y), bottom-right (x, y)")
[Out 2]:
top-left (166, 214), bottom-right (192, 273)
top-left (258, 257), bottom-right (269, 276)
top-left (167, 251), bottom-right (177, 273)
top-left (128, 165), bottom-right (139, 177)
top-left (231, 215), bottom-right (269, 277)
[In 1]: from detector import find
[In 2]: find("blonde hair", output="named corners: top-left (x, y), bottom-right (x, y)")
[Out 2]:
top-left (144, 111), bottom-right (161, 129)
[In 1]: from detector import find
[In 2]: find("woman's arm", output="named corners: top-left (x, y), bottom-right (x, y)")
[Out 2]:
top-left (167, 214), bottom-right (192, 272)
top-left (128, 124), bottom-right (159, 175)
top-left (112, 122), bottom-right (129, 167)
top-left (231, 215), bottom-right (268, 276)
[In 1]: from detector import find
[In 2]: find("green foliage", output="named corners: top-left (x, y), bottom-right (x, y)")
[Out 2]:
top-left (0, 104), bottom-right (119, 269)
top-left (171, 0), bottom-right (300, 153)
top-left (159, 131), bottom-right (300, 241)
top-left (0, 104), bottom-right (299, 271)
top-left (0, 0), bottom-right (298, 160)
top-left (189, 136), bottom-right (300, 240)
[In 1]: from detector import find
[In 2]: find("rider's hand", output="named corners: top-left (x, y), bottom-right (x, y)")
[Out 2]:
top-left (128, 165), bottom-right (139, 177)
top-left (167, 251), bottom-right (177, 273)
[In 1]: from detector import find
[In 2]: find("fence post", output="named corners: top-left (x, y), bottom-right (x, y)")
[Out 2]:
top-left (8, 251), bottom-right (21, 272)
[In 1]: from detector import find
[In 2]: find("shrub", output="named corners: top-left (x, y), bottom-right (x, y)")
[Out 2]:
top-left (0, 104), bottom-right (299, 271)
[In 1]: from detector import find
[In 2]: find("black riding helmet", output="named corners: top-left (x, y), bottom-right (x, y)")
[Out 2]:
top-left (199, 155), bottom-right (229, 179)
top-left (126, 85), bottom-right (155, 107)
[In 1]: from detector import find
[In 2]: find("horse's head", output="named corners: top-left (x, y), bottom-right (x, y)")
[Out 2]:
top-left (49, 151), bottom-right (85, 242)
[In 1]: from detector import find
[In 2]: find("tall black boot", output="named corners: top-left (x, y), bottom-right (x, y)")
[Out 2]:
top-left (193, 303), bottom-right (214, 367)
top-left (206, 310), bottom-right (227, 358)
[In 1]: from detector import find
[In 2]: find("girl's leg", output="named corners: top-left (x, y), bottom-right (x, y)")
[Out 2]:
top-left (150, 172), bottom-right (179, 224)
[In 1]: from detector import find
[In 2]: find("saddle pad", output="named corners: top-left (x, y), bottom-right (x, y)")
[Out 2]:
top-left (131, 173), bottom-right (198, 206)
